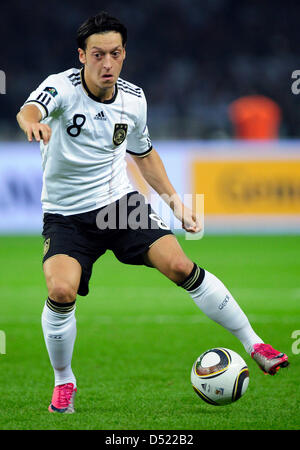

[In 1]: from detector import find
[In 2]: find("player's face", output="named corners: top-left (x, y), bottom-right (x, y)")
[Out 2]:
top-left (78, 31), bottom-right (126, 99)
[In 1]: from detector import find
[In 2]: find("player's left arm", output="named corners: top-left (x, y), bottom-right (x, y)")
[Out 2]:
top-left (131, 148), bottom-right (202, 233)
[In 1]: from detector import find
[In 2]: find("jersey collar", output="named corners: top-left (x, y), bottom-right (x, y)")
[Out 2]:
top-left (80, 67), bottom-right (118, 104)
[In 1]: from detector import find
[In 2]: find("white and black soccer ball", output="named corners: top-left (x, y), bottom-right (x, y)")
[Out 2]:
top-left (191, 348), bottom-right (249, 406)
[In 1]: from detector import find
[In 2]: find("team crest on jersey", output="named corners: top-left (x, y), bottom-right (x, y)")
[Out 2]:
top-left (43, 87), bottom-right (58, 97)
top-left (43, 238), bottom-right (50, 256)
top-left (113, 123), bottom-right (128, 146)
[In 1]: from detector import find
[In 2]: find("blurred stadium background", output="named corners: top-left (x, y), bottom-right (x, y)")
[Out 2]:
top-left (0, 0), bottom-right (300, 234)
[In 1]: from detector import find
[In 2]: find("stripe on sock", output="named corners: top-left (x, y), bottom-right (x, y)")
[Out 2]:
top-left (177, 263), bottom-right (205, 291)
top-left (46, 297), bottom-right (76, 314)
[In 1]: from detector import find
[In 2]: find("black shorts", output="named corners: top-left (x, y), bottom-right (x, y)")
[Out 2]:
top-left (42, 191), bottom-right (173, 296)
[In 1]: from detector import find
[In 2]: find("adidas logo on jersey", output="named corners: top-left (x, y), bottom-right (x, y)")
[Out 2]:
top-left (94, 111), bottom-right (107, 121)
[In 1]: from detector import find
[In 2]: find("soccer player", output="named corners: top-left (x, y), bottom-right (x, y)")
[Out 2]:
top-left (17, 12), bottom-right (288, 414)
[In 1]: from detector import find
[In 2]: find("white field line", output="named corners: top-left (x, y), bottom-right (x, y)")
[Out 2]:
top-left (75, 313), bottom-right (300, 325)
top-left (1, 313), bottom-right (300, 326)
top-left (1, 287), bottom-right (299, 325)
top-left (1, 285), bottom-right (300, 299)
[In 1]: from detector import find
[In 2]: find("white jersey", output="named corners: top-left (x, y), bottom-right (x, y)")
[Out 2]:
top-left (21, 68), bottom-right (152, 215)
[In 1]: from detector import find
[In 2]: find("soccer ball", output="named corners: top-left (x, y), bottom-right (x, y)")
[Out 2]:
top-left (191, 348), bottom-right (249, 406)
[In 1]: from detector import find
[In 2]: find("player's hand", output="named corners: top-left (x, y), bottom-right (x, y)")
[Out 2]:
top-left (174, 204), bottom-right (202, 233)
top-left (25, 122), bottom-right (52, 145)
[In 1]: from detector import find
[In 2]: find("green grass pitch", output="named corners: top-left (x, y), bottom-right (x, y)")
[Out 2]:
top-left (0, 234), bottom-right (299, 430)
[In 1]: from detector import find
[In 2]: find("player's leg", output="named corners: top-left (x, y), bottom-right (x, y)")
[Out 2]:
top-left (42, 254), bottom-right (81, 412)
top-left (144, 234), bottom-right (194, 283)
top-left (144, 235), bottom-right (263, 355)
top-left (44, 253), bottom-right (81, 303)
top-left (145, 235), bottom-right (288, 374)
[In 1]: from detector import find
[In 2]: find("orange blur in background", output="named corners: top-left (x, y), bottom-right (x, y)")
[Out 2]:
top-left (229, 95), bottom-right (282, 140)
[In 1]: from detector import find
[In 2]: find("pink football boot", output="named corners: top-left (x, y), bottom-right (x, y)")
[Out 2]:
top-left (251, 344), bottom-right (289, 375)
top-left (48, 383), bottom-right (77, 413)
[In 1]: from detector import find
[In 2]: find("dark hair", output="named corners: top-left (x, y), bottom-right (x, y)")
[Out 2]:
top-left (77, 12), bottom-right (127, 50)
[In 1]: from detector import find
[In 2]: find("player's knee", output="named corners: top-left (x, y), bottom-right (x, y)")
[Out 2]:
top-left (168, 257), bottom-right (193, 283)
top-left (48, 281), bottom-right (77, 303)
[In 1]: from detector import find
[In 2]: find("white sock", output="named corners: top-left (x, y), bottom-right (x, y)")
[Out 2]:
top-left (188, 270), bottom-right (263, 354)
top-left (41, 300), bottom-right (77, 387)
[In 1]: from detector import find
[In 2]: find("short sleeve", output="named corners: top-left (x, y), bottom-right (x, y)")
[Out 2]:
top-left (126, 90), bottom-right (152, 157)
top-left (20, 74), bottom-right (63, 120)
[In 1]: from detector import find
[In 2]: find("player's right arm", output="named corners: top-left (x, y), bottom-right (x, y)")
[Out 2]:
top-left (16, 104), bottom-right (52, 145)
